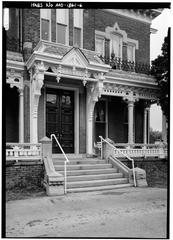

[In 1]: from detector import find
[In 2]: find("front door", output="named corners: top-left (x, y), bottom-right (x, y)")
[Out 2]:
top-left (46, 89), bottom-right (74, 153)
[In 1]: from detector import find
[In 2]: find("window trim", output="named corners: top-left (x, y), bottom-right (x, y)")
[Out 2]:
top-left (56, 9), bottom-right (69, 45)
top-left (73, 9), bottom-right (83, 48)
top-left (40, 9), bottom-right (51, 41)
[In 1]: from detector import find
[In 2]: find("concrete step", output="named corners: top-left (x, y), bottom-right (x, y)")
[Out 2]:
top-left (67, 183), bottom-right (134, 193)
top-left (67, 178), bottom-right (129, 188)
top-left (67, 173), bottom-right (123, 182)
top-left (54, 163), bottom-right (113, 171)
top-left (53, 159), bottom-right (106, 165)
top-left (58, 168), bottom-right (119, 176)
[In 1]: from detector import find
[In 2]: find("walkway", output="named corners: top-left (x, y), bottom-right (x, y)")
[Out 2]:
top-left (6, 187), bottom-right (168, 238)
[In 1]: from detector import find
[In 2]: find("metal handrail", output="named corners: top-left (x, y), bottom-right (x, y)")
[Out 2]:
top-left (99, 136), bottom-right (136, 187)
top-left (50, 134), bottom-right (69, 194)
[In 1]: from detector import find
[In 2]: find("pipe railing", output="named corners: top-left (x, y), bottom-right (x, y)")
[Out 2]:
top-left (50, 134), bottom-right (69, 194)
top-left (99, 136), bottom-right (136, 187)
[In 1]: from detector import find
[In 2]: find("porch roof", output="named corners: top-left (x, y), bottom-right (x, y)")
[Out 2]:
top-left (26, 41), bottom-right (110, 73)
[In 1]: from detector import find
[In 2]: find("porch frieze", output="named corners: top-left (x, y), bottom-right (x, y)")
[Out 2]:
top-left (102, 82), bottom-right (158, 100)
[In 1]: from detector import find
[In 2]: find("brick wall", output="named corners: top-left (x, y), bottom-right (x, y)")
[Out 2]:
top-left (20, 9), bottom-right (150, 64)
top-left (83, 9), bottom-right (150, 64)
top-left (123, 158), bottom-right (168, 187)
top-left (6, 161), bottom-right (44, 190)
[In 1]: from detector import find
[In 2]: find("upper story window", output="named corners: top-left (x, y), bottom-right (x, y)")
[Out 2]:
top-left (73, 9), bottom-right (83, 47)
top-left (40, 9), bottom-right (51, 41)
top-left (56, 9), bottom-right (69, 45)
top-left (110, 33), bottom-right (123, 58)
top-left (95, 34), bottom-right (105, 57)
top-left (127, 42), bottom-right (136, 62)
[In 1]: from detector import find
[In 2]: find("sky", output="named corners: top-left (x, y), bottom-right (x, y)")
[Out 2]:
top-left (149, 8), bottom-right (171, 131)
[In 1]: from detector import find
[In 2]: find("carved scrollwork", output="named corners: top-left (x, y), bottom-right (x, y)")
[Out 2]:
top-left (6, 69), bottom-right (24, 90)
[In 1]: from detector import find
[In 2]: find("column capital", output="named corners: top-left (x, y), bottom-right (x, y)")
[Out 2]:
top-left (123, 91), bottom-right (139, 104)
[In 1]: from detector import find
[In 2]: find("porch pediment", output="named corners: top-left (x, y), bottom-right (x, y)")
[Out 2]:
top-left (61, 47), bottom-right (89, 69)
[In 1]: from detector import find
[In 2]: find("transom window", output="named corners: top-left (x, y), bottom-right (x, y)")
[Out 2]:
top-left (40, 9), bottom-right (51, 41)
top-left (73, 9), bottom-right (83, 47)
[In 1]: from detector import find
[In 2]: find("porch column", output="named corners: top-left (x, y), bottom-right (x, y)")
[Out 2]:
top-left (143, 107), bottom-right (150, 144)
top-left (147, 107), bottom-right (150, 144)
top-left (30, 62), bottom-right (45, 143)
top-left (127, 100), bottom-right (134, 144)
top-left (18, 87), bottom-right (24, 143)
top-left (123, 92), bottom-right (138, 145)
top-left (86, 92), bottom-right (96, 155)
top-left (143, 107), bottom-right (147, 144)
top-left (162, 112), bottom-right (167, 143)
top-left (86, 74), bottom-right (104, 155)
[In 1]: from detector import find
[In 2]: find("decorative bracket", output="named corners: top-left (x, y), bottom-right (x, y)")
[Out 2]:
top-left (6, 69), bottom-right (24, 90)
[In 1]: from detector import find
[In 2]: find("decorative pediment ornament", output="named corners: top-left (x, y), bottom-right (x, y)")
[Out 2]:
top-left (62, 48), bottom-right (88, 69)
top-left (105, 22), bottom-right (128, 42)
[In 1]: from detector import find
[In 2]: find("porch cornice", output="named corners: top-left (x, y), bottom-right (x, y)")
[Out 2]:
top-left (105, 70), bottom-right (159, 90)
top-left (26, 41), bottom-right (111, 74)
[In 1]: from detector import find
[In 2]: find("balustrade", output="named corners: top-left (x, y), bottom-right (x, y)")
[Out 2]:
top-left (6, 143), bottom-right (42, 161)
top-left (97, 142), bottom-right (167, 159)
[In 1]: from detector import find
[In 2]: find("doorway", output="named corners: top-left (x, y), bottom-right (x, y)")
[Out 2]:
top-left (46, 89), bottom-right (74, 153)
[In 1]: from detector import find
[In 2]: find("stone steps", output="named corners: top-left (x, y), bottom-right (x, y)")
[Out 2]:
top-left (53, 156), bottom-right (132, 193)
top-left (67, 178), bottom-right (129, 188)
top-left (54, 163), bottom-right (113, 171)
top-left (66, 172), bottom-right (123, 182)
top-left (67, 183), bottom-right (134, 193)
top-left (58, 168), bottom-right (118, 176)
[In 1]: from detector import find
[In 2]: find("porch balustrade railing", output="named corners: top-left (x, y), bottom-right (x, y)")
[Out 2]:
top-left (99, 136), bottom-right (136, 187)
top-left (99, 55), bottom-right (151, 75)
top-left (50, 134), bottom-right (69, 194)
top-left (6, 143), bottom-right (42, 161)
top-left (97, 141), bottom-right (167, 159)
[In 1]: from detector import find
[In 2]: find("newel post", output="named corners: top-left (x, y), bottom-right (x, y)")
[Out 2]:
top-left (39, 136), bottom-right (52, 159)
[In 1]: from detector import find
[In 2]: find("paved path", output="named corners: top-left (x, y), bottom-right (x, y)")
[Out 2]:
top-left (6, 187), bottom-right (167, 238)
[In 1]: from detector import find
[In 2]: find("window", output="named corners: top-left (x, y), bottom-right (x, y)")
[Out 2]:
top-left (40, 9), bottom-right (51, 41)
top-left (127, 43), bottom-right (135, 62)
top-left (56, 9), bottom-right (68, 44)
top-left (73, 9), bottom-right (83, 47)
top-left (95, 35), bottom-right (105, 57)
top-left (110, 33), bottom-right (122, 58)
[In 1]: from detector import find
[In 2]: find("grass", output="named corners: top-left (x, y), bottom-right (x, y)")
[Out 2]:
top-left (6, 185), bottom-right (46, 201)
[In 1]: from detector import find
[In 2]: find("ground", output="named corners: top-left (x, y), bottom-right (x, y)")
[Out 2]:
top-left (5, 187), bottom-right (168, 238)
